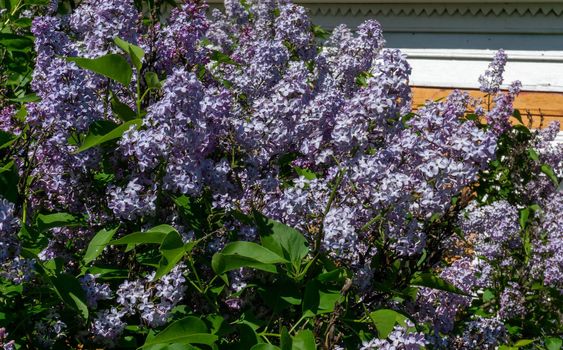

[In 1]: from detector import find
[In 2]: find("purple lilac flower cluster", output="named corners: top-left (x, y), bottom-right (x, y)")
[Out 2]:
top-left (154, 0), bottom-right (209, 72)
top-left (531, 191), bottom-right (563, 291)
top-left (80, 274), bottom-right (113, 308)
top-left (414, 258), bottom-right (477, 335)
top-left (1, 0), bottom-right (560, 347)
top-left (90, 264), bottom-right (187, 344)
top-left (0, 197), bottom-right (35, 284)
top-left (460, 200), bottom-right (521, 261)
top-left (360, 320), bottom-right (426, 350)
top-left (0, 328), bottom-right (15, 350)
top-left (452, 317), bottom-right (508, 350)
top-left (479, 49), bottom-right (508, 95)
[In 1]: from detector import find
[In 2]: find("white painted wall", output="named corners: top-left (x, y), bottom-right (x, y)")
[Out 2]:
top-left (403, 49), bottom-right (563, 92)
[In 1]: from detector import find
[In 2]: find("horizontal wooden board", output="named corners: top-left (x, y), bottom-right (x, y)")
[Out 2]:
top-left (412, 86), bottom-right (563, 130)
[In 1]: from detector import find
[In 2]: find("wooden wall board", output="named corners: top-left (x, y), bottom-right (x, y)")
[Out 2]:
top-left (411, 86), bottom-right (563, 129)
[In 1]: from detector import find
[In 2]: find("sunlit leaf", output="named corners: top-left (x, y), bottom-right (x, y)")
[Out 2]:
top-left (66, 54), bottom-right (132, 85)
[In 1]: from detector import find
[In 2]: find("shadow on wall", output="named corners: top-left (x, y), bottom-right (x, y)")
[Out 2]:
top-left (382, 33), bottom-right (563, 51)
top-left (298, 2), bottom-right (563, 51)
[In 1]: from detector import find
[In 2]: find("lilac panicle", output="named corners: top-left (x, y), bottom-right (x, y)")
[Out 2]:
top-left (155, 0), bottom-right (209, 71)
top-left (479, 49), bottom-right (508, 94)
top-left (69, 0), bottom-right (139, 57)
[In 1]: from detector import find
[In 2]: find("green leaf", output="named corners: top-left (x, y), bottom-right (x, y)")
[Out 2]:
top-left (519, 208), bottom-right (530, 229)
top-left (513, 339), bottom-right (534, 347)
top-left (0, 33), bottom-right (34, 52)
top-left (77, 119), bottom-right (141, 153)
top-left (234, 323), bottom-right (261, 350)
top-left (36, 212), bottom-right (79, 232)
top-left (204, 314), bottom-right (228, 336)
top-left (280, 327), bottom-right (292, 350)
top-left (143, 344), bottom-right (197, 350)
top-left (0, 131), bottom-right (15, 149)
top-left (293, 330), bottom-right (316, 350)
top-left (111, 91), bottom-right (137, 121)
top-left (24, 0), bottom-right (50, 4)
top-left (482, 289), bottom-right (495, 302)
top-left (512, 109), bottom-right (523, 124)
top-left (312, 25), bottom-right (330, 40)
top-left (173, 195), bottom-right (208, 234)
top-left (66, 54), bottom-right (133, 85)
top-left (141, 316), bottom-right (217, 348)
top-left (258, 281), bottom-right (302, 313)
top-left (220, 242), bottom-right (288, 265)
top-left (294, 167), bottom-right (317, 180)
top-left (85, 266), bottom-right (129, 280)
top-left (154, 230), bottom-right (185, 280)
top-left (110, 226), bottom-right (175, 246)
top-left (210, 51), bottom-right (238, 65)
top-left (83, 226), bottom-right (119, 265)
top-left (145, 72), bottom-right (161, 89)
top-left (541, 164), bottom-right (559, 186)
top-left (513, 124), bottom-right (531, 136)
top-left (528, 148), bottom-right (539, 162)
top-left (315, 268), bottom-right (346, 283)
top-left (14, 105), bottom-right (28, 122)
top-left (8, 93), bottom-right (39, 103)
top-left (410, 272), bottom-right (470, 296)
top-left (114, 37), bottom-right (144, 71)
top-left (545, 337), bottom-right (562, 350)
top-left (369, 309), bottom-right (409, 339)
top-left (250, 345), bottom-right (280, 350)
top-left (50, 273), bottom-right (89, 320)
top-left (253, 211), bottom-right (309, 267)
top-left (355, 71), bottom-right (372, 87)
top-left (212, 241), bottom-right (288, 276)
top-left (302, 280), bottom-right (342, 317)
top-left (70, 292), bottom-right (89, 320)
top-left (0, 162), bottom-right (19, 203)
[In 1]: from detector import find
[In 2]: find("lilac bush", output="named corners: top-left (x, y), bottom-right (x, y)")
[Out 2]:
top-left (0, 0), bottom-right (561, 349)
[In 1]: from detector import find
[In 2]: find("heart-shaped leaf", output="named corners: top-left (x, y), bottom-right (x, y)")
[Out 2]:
top-left (67, 53), bottom-right (132, 85)
top-left (141, 317), bottom-right (217, 348)
top-left (84, 226), bottom-right (119, 265)
top-left (77, 119), bottom-right (141, 153)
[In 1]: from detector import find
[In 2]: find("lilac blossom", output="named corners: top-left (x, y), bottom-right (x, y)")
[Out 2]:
top-left (453, 317), bottom-right (507, 350)
top-left (113, 264), bottom-right (187, 328)
top-left (0, 197), bottom-right (18, 235)
top-left (319, 20), bottom-right (384, 92)
top-left (531, 191), bottom-right (563, 291)
top-left (69, 0), bottom-right (139, 57)
top-left (90, 308), bottom-right (126, 347)
top-left (224, 0), bottom-right (248, 25)
top-left (460, 200), bottom-right (520, 261)
top-left (498, 282), bottom-right (526, 319)
top-left (80, 274), bottom-right (112, 308)
top-left (108, 178), bottom-right (157, 221)
top-left (0, 328), bottom-right (15, 350)
top-left (155, 0), bottom-right (209, 71)
top-left (415, 258), bottom-right (478, 334)
top-left (486, 80), bottom-right (522, 136)
top-left (479, 49), bottom-right (508, 94)
top-left (360, 320), bottom-right (426, 350)
top-left (275, 3), bottom-right (315, 59)
top-left (0, 106), bottom-right (19, 135)
top-left (2, 0), bottom-right (557, 346)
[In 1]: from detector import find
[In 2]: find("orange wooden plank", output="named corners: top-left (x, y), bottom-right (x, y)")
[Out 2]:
top-left (411, 86), bottom-right (563, 130)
